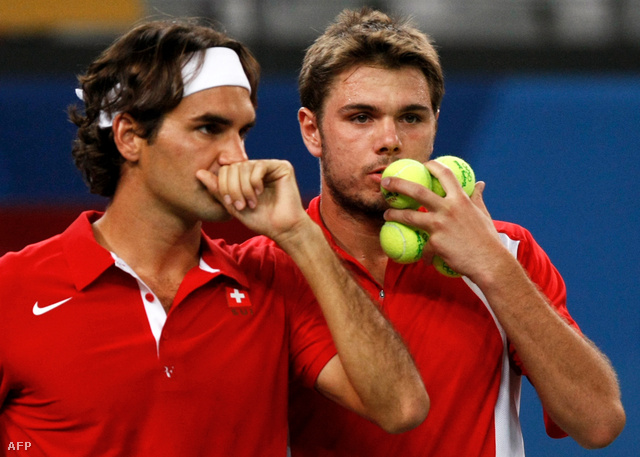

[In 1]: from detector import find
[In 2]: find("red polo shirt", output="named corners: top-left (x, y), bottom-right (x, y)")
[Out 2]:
top-left (286, 196), bottom-right (579, 457)
top-left (0, 211), bottom-right (336, 456)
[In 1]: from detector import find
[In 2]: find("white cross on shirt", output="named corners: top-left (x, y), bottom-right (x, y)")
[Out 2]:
top-left (229, 288), bottom-right (246, 304)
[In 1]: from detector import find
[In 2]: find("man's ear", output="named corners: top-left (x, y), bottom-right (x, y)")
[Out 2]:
top-left (112, 113), bottom-right (142, 162)
top-left (298, 107), bottom-right (322, 158)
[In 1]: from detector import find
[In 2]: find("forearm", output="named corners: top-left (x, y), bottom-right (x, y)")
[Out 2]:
top-left (473, 254), bottom-right (625, 448)
top-left (276, 218), bottom-right (428, 432)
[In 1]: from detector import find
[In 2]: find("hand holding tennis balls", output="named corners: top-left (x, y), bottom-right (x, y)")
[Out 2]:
top-left (380, 159), bottom-right (431, 209)
top-left (379, 155), bottom-right (476, 277)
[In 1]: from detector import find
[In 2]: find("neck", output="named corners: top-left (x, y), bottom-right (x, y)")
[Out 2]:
top-left (319, 192), bottom-right (389, 284)
top-left (92, 196), bottom-right (202, 279)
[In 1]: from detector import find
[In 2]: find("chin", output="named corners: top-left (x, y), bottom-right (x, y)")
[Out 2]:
top-left (201, 209), bottom-right (233, 223)
top-left (193, 198), bottom-right (232, 224)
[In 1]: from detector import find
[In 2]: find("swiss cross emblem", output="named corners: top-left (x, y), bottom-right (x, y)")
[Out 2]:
top-left (226, 287), bottom-right (253, 312)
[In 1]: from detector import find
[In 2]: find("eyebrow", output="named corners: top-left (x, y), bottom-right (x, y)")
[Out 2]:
top-left (402, 103), bottom-right (432, 113)
top-left (192, 113), bottom-right (256, 130)
top-left (339, 103), bottom-right (431, 114)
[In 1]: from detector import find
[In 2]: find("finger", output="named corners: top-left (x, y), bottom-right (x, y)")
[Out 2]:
top-left (247, 161), bottom-right (267, 206)
top-left (425, 160), bottom-right (465, 198)
top-left (195, 169), bottom-right (218, 194)
top-left (226, 161), bottom-right (271, 211)
top-left (383, 207), bottom-right (431, 234)
top-left (380, 176), bottom-right (436, 208)
top-left (195, 169), bottom-right (230, 208)
top-left (214, 164), bottom-right (237, 209)
top-left (237, 161), bottom-right (261, 210)
top-left (470, 181), bottom-right (492, 218)
top-left (223, 163), bottom-right (251, 211)
top-left (420, 241), bottom-right (435, 265)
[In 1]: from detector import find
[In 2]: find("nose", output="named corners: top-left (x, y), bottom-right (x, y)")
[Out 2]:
top-left (217, 133), bottom-right (249, 165)
top-left (376, 118), bottom-right (401, 155)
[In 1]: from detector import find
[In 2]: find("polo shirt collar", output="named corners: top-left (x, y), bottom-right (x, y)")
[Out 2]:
top-left (307, 196), bottom-right (351, 259)
top-left (62, 211), bottom-right (114, 291)
top-left (199, 234), bottom-right (250, 289)
top-left (62, 211), bottom-right (249, 291)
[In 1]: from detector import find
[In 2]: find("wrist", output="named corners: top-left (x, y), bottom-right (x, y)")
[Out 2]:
top-left (466, 246), bottom-right (523, 293)
top-left (272, 215), bottom-right (323, 255)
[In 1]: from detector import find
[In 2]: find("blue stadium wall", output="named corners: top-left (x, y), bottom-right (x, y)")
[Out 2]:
top-left (1, 73), bottom-right (638, 456)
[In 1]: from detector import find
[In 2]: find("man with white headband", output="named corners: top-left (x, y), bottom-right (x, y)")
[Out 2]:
top-left (0, 19), bottom-right (428, 456)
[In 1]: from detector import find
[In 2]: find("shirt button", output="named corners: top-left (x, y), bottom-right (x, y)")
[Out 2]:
top-left (379, 290), bottom-right (385, 299)
top-left (145, 293), bottom-right (155, 302)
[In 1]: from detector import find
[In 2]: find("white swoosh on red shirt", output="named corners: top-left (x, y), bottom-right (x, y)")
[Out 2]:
top-left (32, 297), bottom-right (72, 316)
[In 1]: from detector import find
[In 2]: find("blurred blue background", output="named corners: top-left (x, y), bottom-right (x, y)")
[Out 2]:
top-left (1, 1), bottom-right (638, 455)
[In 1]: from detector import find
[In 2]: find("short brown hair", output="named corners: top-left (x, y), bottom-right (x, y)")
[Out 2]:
top-left (299, 7), bottom-right (444, 122)
top-left (69, 18), bottom-right (260, 198)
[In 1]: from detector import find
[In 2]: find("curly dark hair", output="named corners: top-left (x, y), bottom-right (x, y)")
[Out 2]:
top-left (299, 7), bottom-right (444, 125)
top-left (69, 18), bottom-right (260, 198)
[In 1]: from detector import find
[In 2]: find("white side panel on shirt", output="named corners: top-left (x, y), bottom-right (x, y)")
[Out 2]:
top-left (463, 233), bottom-right (525, 457)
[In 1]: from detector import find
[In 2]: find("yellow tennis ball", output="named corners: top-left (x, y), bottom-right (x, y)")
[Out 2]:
top-left (430, 155), bottom-right (475, 197)
top-left (380, 221), bottom-right (429, 264)
top-left (381, 159), bottom-right (431, 209)
top-left (432, 255), bottom-right (461, 278)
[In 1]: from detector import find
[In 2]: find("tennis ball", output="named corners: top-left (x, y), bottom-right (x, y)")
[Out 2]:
top-left (430, 155), bottom-right (475, 197)
top-left (380, 221), bottom-right (429, 264)
top-left (432, 255), bottom-right (461, 278)
top-left (381, 159), bottom-right (431, 209)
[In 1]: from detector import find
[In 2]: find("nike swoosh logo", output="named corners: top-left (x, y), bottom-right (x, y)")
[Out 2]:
top-left (33, 297), bottom-right (72, 316)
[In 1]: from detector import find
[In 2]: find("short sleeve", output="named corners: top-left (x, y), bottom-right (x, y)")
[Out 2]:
top-left (287, 280), bottom-right (337, 388)
top-left (244, 236), bottom-right (337, 388)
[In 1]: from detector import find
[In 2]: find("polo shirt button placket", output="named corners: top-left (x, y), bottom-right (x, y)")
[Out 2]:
top-left (142, 291), bottom-right (171, 359)
top-left (159, 331), bottom-right (174, 379)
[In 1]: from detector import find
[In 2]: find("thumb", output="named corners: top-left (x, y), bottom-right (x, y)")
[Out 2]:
top-left (471, 181), bottom-right (492, 218)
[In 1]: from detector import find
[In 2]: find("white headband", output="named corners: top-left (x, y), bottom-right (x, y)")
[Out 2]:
top-left (76, 47), bottom-right (251, 128)
top-left (182, 47), bottom-right (251, 97)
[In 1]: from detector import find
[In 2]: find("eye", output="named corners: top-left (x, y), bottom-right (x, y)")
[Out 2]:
top-left (239, 126), bottom-right (252, 140)
top-left (402, 113), bottom-right (422, 124)
top-left (197, 123), bottom-right (224, 135)
top-left (351, 113), bottom-right (371, 124)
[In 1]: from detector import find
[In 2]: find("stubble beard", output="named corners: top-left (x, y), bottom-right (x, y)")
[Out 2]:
top-left (320, 145), bottom-right (388, 223)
